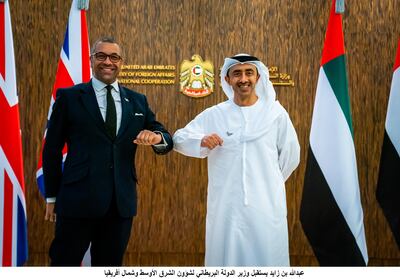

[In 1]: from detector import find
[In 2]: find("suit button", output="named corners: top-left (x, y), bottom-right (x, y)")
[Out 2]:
top-left (110, 165), bottom-right (114, 169)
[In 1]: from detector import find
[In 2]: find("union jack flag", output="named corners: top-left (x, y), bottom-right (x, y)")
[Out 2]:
top-left (0, 0), bottom-right (28, 266)
top-left (36, 0), bottom-right (91, 196)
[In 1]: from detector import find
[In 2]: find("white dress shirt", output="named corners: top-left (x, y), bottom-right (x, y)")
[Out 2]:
top-left (91, 77), bottom-right (122, 134)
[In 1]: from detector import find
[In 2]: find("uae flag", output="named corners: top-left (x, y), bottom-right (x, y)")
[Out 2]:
top-left (376, 38), bottom-right (400, 249)
top-left (300, 0), bottom-right (368, 266)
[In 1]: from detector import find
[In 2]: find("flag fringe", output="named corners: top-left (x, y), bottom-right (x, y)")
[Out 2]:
top-left (335, 0), bottom-right (345, 14)
top-left (77, 0), bottom-right (89, 10)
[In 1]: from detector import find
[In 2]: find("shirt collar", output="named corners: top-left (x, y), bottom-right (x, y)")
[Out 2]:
top-left (92, 77), bottom-right (120, 93)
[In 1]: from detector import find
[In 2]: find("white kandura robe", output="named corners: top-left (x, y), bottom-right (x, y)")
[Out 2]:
top-left (173, 98), bottom-right (300, 266)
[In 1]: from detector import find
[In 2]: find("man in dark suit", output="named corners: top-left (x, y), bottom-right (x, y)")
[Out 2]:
top-left (42, 36), bottom-right (173, 266)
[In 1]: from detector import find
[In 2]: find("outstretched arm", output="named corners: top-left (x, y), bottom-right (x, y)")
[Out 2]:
top-left (173, 109), bottom-right (221, 158)
top-left (135, 95), bottom-right (173, 154)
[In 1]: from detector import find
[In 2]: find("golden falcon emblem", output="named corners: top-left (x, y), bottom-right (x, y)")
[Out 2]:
top-left (179, 55), bottom-right (214, 98)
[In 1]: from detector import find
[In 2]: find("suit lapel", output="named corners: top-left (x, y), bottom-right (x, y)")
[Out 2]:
top-left (79, 81), bottom-right (109, 136)
top-left (117, 86), bottom-right (134, 140)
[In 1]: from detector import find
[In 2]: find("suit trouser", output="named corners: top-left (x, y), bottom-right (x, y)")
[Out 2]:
top-left (49, 197), bottom-right (133, 266)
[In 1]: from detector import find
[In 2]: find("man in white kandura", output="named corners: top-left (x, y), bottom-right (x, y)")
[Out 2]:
top-left (173, 54), bottom-right (300, 266)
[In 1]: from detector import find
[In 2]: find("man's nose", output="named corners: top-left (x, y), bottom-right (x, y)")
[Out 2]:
top-left (239, 73), bottom-right (248, 82)
top-left (103, 56), bottom-right (113, 64)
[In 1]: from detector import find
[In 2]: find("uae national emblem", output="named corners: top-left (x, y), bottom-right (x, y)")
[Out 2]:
top-left (179, 54), bottom-right (214, 98)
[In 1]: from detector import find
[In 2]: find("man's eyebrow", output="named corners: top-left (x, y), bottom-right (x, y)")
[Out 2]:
top-left (232, 68), bottom-right (254, 72)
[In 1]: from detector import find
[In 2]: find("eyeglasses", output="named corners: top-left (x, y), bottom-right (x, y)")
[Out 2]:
top-left (92, 52), bottom-right (122, 63)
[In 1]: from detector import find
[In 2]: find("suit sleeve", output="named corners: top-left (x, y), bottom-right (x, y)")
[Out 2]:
top-left (42, 89), bottom-right (68, 198)
top-left (142, 95), bottom-right (173, 155)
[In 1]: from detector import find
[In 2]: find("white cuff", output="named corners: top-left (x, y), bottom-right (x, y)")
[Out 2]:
top-left (46, 197), bottom-right (56, 203)
top-left (153, 131), bottom-right (168, 148)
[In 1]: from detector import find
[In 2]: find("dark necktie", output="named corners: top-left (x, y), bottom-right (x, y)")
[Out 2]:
top-left (105, 85), bottom-right (116, 139)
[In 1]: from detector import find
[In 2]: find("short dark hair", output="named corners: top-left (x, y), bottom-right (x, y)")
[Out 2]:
top-left (91, 36), bottom-right (122, 56)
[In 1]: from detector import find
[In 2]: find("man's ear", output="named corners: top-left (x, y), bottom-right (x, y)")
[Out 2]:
top-left (256, 73), bottom-right (260, 82)
top-left (225, 75), bottom-right (230, 84)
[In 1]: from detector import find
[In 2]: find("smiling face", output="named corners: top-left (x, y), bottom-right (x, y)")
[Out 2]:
top-left (90, 42), bottom-right (122, 84)
top-left (225, 63), bottom-right (260, 104)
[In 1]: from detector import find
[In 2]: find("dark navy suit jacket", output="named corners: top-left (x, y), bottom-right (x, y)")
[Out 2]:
top-left (42, 81), bottom-right (172, 218)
